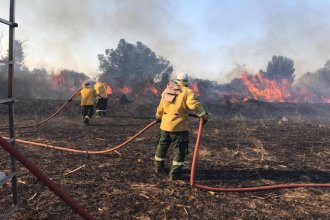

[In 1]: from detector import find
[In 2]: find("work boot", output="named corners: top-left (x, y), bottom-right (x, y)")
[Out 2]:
top-left (83, 117), bottom-right (90, 126)
top-left (95, 111), bottom-right (101, 118)
top-left (154, 166), bottom-right (166, 174)
top-left (154, 161), bottom-right (165, 174)
top-left (169, 164), bottom-right (183, 181)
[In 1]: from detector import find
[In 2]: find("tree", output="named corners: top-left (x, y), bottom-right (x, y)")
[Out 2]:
top-left (1, 39), bottom-right (91, 99)
top-left (98, 39), bottom-right (173, 93)
top-left (265, 55), bottom-right (295, 84)
top-left (51, 69), bottom-right (89, 88)
top-left (2, 40), bottom-right (28, 72)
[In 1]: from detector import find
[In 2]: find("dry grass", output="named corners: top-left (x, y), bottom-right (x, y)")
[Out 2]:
top-left (198, 148), bottom-right (212, 157)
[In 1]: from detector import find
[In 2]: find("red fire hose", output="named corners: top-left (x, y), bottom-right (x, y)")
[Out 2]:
top-left (0, 136), bottom-right (95, 219)
top-left (17, 88), bottom-right (82, 129)
top-left (190, 118), bottom-right (330, 192)
top-left (3, 120), bottom-right (157, 154)
top-left (0, 88), bottom-right (81, 131)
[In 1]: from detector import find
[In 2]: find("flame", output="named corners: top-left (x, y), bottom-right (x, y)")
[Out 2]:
top-left (144, 84), bottom-right (159, 96)
top-left (50, 72), bottom-right (66, 90)
top-left (322, 97), bottom-right (330, 103)
top-left (191, 82), bottom-right (200, 96)
top-left (106, 84), bottom-right (113, 95)
top-left (119, 86), bottom-right (132, 94)
top-left (50, 71), bottom-right (84, 92)
top-left (240, 73), bottom-right (292, 102)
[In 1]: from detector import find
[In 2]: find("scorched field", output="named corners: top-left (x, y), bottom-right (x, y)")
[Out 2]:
top-left (0, 99), bottom-right (330, 219)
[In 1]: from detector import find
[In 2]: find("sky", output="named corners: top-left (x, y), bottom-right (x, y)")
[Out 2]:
top-left (1, 0), bottom-right (330, 82)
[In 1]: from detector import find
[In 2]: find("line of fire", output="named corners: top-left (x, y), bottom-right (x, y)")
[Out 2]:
top-left (1, 39), bottom-right (330, 104)
top-left (1, 32), bottom-right (330, 220)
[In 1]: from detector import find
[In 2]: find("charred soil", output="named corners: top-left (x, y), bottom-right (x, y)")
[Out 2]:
top-left (0, 100), bottom-right (330, 219)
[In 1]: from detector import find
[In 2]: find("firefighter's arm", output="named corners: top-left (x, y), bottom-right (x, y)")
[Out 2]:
top-left (76, 91), bottom-right (82, 97)
top-left (69, 91), bottom-right (81, 102)
top-left (155, 100), bottom-right (164, 123)
top-left (186, 91), bottom-right (208, 124)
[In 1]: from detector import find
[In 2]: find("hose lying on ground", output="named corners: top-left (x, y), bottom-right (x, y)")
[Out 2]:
top-left (3, 120), bottom-right (157, 154)
top-left (3, 99), bottom-right (329, 192)
top-left (190, 118), bottom-right (330, 192)
top-left (0, 88), bottom-right (81, 131)
top-left (1, 114), bottom-right (196, 153)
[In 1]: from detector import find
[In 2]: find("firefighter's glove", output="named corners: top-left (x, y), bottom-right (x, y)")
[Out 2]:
top-left (201, 113), bottom-right (208, 125)
top-left (156, 118), bottom-right (162, 124)
top-left (68, 98), bottom-right (73, 103)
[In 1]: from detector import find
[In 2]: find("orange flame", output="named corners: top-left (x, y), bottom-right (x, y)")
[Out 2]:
top-left (106, 85), bottom-right (113, 95)
top-left (191, 82), bottom-right (200, 96)
top-left (50, 71), bottom-right (84, 92)
top-left (144, 84), bottom-right (159, 96)
top-left (119, 86), bottom-right (132, 94)
top-left (240, 73), bottom-right (292, 102)
top-left (50, 72), bottom-right (66, 90)
top-left (324, 98), bottom-right (330, 103)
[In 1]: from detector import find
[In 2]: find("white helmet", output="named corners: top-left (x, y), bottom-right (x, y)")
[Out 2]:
top-left (176, 73), bottom-right (188, 82)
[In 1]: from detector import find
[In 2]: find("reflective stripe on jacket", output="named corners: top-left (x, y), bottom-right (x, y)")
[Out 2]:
top-left (156, 85), bottom-right (206, 132)
top-left (76, 87), bottom-right (96, 106)
top-left (94, 82), bottom-right (108, 99)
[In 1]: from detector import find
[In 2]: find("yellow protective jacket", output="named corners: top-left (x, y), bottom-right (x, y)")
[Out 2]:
top-left (76, 87), bottom-right (97, 106)
top-left (94, 82), bottom-right (108, 99)
top-left (156, 85), bottom-right (206, 132)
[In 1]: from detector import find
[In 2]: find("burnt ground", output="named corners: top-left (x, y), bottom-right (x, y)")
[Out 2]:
top-left (0, 99), bottom-right (330, 219)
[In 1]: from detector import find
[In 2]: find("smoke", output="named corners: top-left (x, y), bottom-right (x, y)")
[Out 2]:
top-left (296, 60), bottom-right (330, 101)
top-left (2, 0), bottom-right (330, 89)
top-left (204, 0), bottom-right (330, 78)
top-left (10, 0), bottom-right (181, 76)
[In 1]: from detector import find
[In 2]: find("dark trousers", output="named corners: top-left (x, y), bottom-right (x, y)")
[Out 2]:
top-left (81, 105), bottom-right (94, 119)
top-left (96, 98), bottom-right (108, 117)
top-left (154, 130), bottom-right (189, 176)
top-left (96, 98), bottom-right (108, 110)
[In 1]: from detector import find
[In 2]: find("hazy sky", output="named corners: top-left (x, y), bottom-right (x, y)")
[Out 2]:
top-left (1, 0), bottom-right (330, 81)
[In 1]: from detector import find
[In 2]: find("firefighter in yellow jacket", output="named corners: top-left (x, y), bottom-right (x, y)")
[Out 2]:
top-left (94, 77), bottom-right (108, 118)
top-left (71, 82), bottom-right (97, 125)
top-left (154, 73), bottom-right (208, 180)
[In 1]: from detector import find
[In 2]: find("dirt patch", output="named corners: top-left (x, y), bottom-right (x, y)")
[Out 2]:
top-left (0, 100), bottom-right (330, 219)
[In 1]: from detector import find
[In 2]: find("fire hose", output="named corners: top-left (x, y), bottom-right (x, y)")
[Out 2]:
top-left (0, 88), bottom-right (82, 131)
top-left (0, 136), bottom-right (95, 220)
top-left (190, 118), bottom-right (330, 191)
top-left (7, 117), bottom-right (330, 191)
top-left (3, 120), bottom-right (157, 154)
top-left (1, 88), bottom-right (330, 192)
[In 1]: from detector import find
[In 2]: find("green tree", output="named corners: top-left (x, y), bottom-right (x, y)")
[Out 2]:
top-left (265, 55), bottom-right (295, 84)
top-left (98, 39), bottom-right (173, 93)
